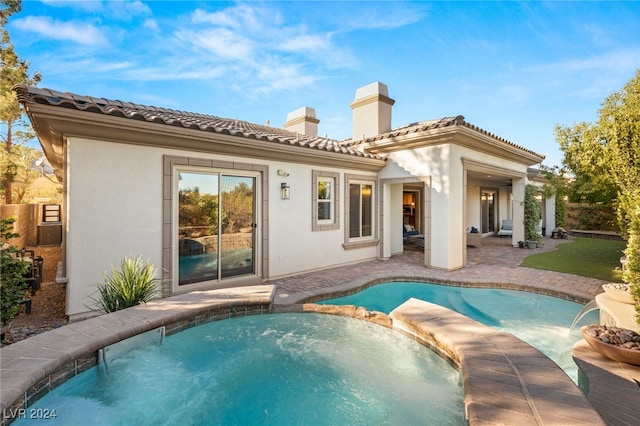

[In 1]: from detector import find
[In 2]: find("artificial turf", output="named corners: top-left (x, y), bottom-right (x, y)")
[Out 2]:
top-left (520, 237), bottom-right (626, 282)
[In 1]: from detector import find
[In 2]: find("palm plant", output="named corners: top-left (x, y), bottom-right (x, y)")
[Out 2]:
top-left (93, 256), bottom-right (159, 313)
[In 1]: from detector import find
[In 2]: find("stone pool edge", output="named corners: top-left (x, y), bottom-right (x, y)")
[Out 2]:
top-left (272, 274), bottom-right (594, 309)
top-left (0, 285), bottom-right (274, 425)
top-left (390, 298), bottom-right (605, 425)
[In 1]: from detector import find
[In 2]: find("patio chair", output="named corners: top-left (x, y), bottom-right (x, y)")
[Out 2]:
top-left (20, 248), bottom-right (43, 295)
top-left (403, 224), bottom-right (419, 240)
top-left (497, 220), bottom-right (513, 237)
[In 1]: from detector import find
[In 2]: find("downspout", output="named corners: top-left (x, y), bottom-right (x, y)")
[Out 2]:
top-left (55, 139), bottom-right (68, 290)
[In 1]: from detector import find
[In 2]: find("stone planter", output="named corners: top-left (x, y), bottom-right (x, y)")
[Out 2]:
top-left (526, 240), bottom-right (537, 249)
top-left (602, 283), bottom-right (635, 304)
top-left (581, 325), bottom-right (640, 366)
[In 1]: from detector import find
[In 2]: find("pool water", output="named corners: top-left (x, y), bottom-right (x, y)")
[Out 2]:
top-left (319, 282), bottom-right (599, 382)
top-left (17, 314), bottom-right (465, 425)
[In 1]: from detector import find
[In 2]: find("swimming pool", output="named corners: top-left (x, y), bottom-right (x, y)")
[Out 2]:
top-left (16, 313), bottom-right (465, 425)
top-left (318, 281), bottom-right (599, 383)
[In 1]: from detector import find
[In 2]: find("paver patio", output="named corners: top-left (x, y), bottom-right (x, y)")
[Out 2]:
top-left (270, 236), bottom-right (606, 307)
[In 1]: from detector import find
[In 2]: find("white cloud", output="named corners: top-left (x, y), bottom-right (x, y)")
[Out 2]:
top-left (39, 0), bottom-right (105, 12)
top-left (120, 0), bottom-right (151, 16)
top-left (191, 4), bottom-right (263, 30)
top-left (40, 0), bottom-right (151, 18)
top-left (175, 28), bottom-right (255, 62)
top-left (523, 49), bottom-right (640, 100)
top-left (11, 16), bottom-right (108, 46)
top-left (143, 19), bottom-right (158, 31)
top-left (527, 49), bottom-right (640, 75)
top-left (337, 4), bottom-right (425, 32)
top-left (280, 33), bottom-right (332, 53)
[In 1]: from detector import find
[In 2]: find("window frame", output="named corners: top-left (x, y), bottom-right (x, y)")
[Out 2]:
top-left (312, 170), bottom-right (340, 231)
top-left (163, 155), bottom-right (267, 296)
top-left (343, 173), bottom-right (378, 249)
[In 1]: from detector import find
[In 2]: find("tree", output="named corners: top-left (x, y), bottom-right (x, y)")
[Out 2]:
top-left (0, 216), bottom-right (29, 330)
top-left (539, 165), bottom-right (568, 228)
top-left (557, 69), bottom-right (640, 324)
top-left (600, 70), bottom-right (640, 324)
top-left (555, 122), bottom-right (619, 205)
top-left (1, 0), bottom-right (42, 204)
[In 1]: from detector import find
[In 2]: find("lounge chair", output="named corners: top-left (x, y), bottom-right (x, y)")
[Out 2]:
top-left (497, 220), bottom-right (513, 237)
top-left (403, 224), bottom-right (419, 239)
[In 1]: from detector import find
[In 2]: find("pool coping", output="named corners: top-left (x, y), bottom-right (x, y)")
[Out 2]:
top-left (273, 274), bottom-right (594, 309)
top-left (390, 298), bottom-right (605, 425)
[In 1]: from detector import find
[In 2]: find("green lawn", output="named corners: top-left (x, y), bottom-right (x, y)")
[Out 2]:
top-left (520, 237), bottom-right (626, 282)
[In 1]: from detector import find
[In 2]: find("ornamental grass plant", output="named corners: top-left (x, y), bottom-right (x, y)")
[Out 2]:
top-left (93, 256), bottom-right (159, 313)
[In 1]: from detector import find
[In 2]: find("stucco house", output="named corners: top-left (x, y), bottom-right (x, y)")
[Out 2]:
top-left (15, 82), bottom-right (552, 320)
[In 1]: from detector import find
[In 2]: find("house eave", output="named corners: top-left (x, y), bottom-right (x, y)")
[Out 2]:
top-left (24, 104), bottom-right (387, 182)
top-left (362, 124), bottom-right (544, 166)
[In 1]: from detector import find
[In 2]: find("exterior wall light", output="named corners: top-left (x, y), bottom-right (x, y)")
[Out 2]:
top-left (281, 182), bottom-right (290, 200)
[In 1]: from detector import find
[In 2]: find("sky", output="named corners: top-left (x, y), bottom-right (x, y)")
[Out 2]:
top-left (7, 0), bottom-right (640, 167)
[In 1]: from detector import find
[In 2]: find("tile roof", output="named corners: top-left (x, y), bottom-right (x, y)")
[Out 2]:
top-left (15, 86), bottom-right (544, 161)
top-left (343, 115), bottom-right (545, 159)
top-left (13, 85), bottom-right (382, 160)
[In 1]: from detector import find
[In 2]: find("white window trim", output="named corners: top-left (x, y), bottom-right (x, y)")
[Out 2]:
top-left (312, 170), bottom-right (340, 231)
top-left (343, 173), bottom-right (378, 250)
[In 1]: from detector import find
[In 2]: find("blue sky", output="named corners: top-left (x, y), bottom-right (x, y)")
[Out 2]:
top-left (8, 1), bottom-right (640, 167)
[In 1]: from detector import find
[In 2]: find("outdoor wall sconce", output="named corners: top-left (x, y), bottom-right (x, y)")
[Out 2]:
top-left (281, 182), bottom-right (290, 200)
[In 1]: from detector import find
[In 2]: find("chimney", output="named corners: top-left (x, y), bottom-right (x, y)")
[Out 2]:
top-left (350, 82), bottom-right (395, 141)
top-left (283, 106), bottom-right (319, 137)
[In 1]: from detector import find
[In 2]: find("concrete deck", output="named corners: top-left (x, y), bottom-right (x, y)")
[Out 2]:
top-left (1, 236), bottom-right (635, 425)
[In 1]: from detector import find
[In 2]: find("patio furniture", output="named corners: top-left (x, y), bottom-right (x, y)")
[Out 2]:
top-left (402, 225), bottom-right (420, 238)
top-left (497, 220), bottom-right (513, 237)
top-left (403, 224), bottom-right (419, 241)
top-left (18, 299), bottom-right (32, 315)
top-left (551, 227), bottom-right (568, 239)
top-left (467, 232), bottom-right (481, 247)
top-left (20, 248), bottom-right (43, 296)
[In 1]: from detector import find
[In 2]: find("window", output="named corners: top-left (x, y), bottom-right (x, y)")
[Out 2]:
top-left (177, 171), bottom-right (257, 285)
top-left (349, 183), bottom-right (373, 238)
top-left (312, 170), bottom-right (339, 231)
top-left (344, 174), bottom-right (377, 248)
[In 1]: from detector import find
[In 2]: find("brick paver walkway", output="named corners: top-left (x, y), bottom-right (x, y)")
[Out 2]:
top-left (270, 236), bottom-right (608, 307)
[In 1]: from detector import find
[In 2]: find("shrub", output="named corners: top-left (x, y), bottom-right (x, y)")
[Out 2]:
top-left (92, 256), bottom-right (159, 313)
top-left (524, 185), bottom-right (542, 242)
top-left (0, 217), bottom-right (29, 327)
top-left (623, 204), bottom-right (640, 326)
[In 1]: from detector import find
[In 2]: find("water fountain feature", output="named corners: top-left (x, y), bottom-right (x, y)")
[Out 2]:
top-left (569, 299), bottom-right (600, 331)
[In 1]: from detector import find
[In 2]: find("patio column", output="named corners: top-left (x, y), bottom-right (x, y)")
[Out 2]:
top-left (511, 177), bottom-right (526, 246)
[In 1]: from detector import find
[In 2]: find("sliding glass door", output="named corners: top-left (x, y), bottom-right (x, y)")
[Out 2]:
top-left (178, 171), bottom-right (256, 285)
